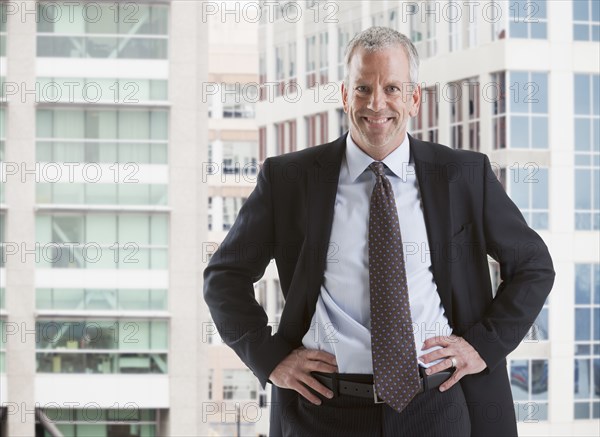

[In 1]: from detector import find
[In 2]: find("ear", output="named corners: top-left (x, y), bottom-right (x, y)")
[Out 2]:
top-left (408, 83), bottom-right (421, 117)
top-left (341, 81), bottom-right (349, 113)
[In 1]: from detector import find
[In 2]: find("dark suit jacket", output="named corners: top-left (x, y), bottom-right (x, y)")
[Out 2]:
top-left (203, 133), bottom-right (555, 436)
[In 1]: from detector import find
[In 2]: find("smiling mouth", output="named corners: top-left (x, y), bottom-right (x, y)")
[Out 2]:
top-left (362, 117), bottom-right (393, 124)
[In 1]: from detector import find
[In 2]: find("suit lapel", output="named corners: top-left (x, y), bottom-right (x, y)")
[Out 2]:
top-left (304, 135), bottom-right (346, 324)
top-left (409, 135), bottom-right (454, 323)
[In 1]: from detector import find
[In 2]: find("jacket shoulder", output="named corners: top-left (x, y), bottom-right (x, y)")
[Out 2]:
top-left (412, 137), bottom-right (488, 166)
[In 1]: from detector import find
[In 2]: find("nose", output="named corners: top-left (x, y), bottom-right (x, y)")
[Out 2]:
top-left (367, 86), bottom-right (386, 112)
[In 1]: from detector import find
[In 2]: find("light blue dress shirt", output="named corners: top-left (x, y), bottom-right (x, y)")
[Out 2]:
top-left (301, 132), bottom-right (450, 373)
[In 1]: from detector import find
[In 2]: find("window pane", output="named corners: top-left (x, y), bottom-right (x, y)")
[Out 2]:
top-left (575, 75), bottom-right (591, 115)
top-left (87, 36), bottom-right (117, 58)
top-left (119, 143), bottom-right (149, 163)
top-left (510, 180), bottom-right (528, 210)
top-left (532, 117), bottom-right (548, 149)
top-left (37, 110), bottom-right (53, 137)
top-left (575, 359), bottom-right (591, 399)
top-left (86, 214), bottom-right (117, 245)
top-left (150, 214), bottom-right (168, 245)
top-left (119, 184), bottom-right (150, 205)
top-left (594, 264), bottom-right (600, 304)
top-left (150, 110), bottom-right (168, 140)
top-left (511, 72), bottom-right (529, 113)
top-left (54, 288), bottom-right (83, 310)
top-left (150, 321), bottom-right (168, 349)
top-left (119, 289), bottom-right (150, 310)
top-left (150, 143), bottom-right (167, 164)
top-left (118, 215), bottom-right (149, 245)
top-left (531, 73), bottom-right (548, 113)
top-left (532, 169), bottom-right (548, 208)
top-left (576, 264), bottom-right (592, 304)
top-left (510, 360), bottom-right (529, 400)
top-left (150, 80), bottom-right (168, 100)
top-left (532, 212), bottom-right (548, 230)
top-left (86, 289), bottom-right (117, 310)
top-left (576, 169), bottom-right (592, 209)
top-left (36, 288), bottom-right (53, 309)
top-left (510, 21), bottom-right (527, 38)
top-left (119, 111), bottom-right (150, 140)
top-left (52, 216), bottom-right (84, 243)
top-left (54, 183), bottom-right (85, 204)
top-left (531, 360), bottom-right (548, 401)
top-left (531, 22), bottom-right (546, 39)
top-left (574, 24), bottom-right (590, 41)
top-left (594, 308), bottom-right (600, 341)
top-left (150, 290), bottom-right (167, 310)
top-left (575, 119), bottom-right (591, 150)
top-left (86, 110), bottom-right (117, 139)
top-left (151, 248), bottom-right (168, 269)
top-left (86, 4), bottom-right (118, 34)
top-left (54, 110), bottom-right (85, 138)
top-left (593, 75), bottom-right (600, 115)
top-left (575, 308), bottom-right (591, 341)
top-left (86, 184), bottom-right (118, 205)
top-left (121, 321), bottom-right (149, 350)
top-left (511, 116), bottom-right (529, 148)
top-left (574, 1), bottom-right (589, 20)
top-left (36, 215), bottom-right (52, 245)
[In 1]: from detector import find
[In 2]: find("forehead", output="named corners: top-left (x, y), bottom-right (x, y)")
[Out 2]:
top-left (347, 45), bottom-right (410, 81)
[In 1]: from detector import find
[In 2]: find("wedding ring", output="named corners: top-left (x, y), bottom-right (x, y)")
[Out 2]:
top-left (451, 357), bottom-right (457, 368)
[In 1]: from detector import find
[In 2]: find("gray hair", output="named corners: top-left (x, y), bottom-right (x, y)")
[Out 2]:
top-left (343, 26), bottom-right (420, 85)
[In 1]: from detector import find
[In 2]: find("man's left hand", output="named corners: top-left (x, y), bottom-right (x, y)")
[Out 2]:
top-left (419, 335), bottom-right (487, 392)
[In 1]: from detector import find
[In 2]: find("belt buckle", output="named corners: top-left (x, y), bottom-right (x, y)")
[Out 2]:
top-left (373, 385), bottom-right (385, 404)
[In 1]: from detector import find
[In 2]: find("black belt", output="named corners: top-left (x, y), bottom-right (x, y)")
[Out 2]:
top-left (312, 368), bottom-right (454, 404)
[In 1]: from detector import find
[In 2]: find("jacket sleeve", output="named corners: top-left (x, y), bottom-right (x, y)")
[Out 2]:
top-left (461, 155), bottom-right (555, 372)
top-left (203, 158), bottom-right (294, 387)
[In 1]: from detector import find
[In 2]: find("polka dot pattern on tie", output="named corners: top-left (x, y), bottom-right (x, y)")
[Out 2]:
top-left (368, 161), bottom-right (421, 413)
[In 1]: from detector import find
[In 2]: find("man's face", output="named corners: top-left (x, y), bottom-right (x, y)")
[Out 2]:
top-left (341, 45), bottom-right (421, 160)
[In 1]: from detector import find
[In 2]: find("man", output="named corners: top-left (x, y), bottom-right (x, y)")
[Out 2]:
top-left (204, 27), bottom-right (554, 436)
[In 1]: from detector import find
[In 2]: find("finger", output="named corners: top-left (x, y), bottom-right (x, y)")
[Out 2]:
top-left (291, 381), bottom-right (323, 405)
top-left (305, 349), bottom-right (338, 366)
top-left (299, 374), bottom-right (334, 400)
top-left (309, 361), bottom-right (339, 374)
top-left (439, 368), bottom-right (464, 392)
top-left (422, 336), bottom-right (453, 350)
top-left (419, 348), bottom-right (450, 364)
top-left (424, 357), bottom-right (455, 376)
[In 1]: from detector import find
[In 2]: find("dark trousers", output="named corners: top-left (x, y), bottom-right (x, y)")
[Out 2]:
top-left (274, 382), bottom-right (471, 437)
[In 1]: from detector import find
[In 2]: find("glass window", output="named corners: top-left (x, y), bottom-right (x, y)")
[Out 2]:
top-left (509, 167), bottom-right (549, 229)
top-left (36, 213), bottom-right (168, 270)
top-left (574, 0), bottom-right (600, 42)
top-left (510, 359), bottom-right (549, 421)
top-left (574, 263), bottom-right (600, 419)
top-left (222, 369), bottom-right (258, 400)
top-left (37, 3), bottom-right (168, 59)
top-left (507, 71), bottom-right (549, 149)
top-left (119, 214), bottom-right (149, 245)
top-left (574, 74), bottom-right (600, 230)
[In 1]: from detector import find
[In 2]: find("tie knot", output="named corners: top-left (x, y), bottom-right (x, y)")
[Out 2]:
top-left (369, 161), bottom-right (386, 178)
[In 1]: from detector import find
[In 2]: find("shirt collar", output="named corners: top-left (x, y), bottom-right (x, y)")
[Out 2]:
top-left (345, 131), bottom-right (411, 182)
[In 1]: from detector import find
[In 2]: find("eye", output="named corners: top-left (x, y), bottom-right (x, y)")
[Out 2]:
top-left (355, 85), bottom-right (369, 93)
top-left (386, 85), bottom-right (401, 93)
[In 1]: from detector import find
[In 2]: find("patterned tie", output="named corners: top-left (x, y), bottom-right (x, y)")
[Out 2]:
top-left (368, 161), bottom-right (421, 413)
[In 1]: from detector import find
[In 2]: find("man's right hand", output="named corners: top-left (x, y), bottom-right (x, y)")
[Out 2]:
top-left (268, 347), bottom-right (338, 405)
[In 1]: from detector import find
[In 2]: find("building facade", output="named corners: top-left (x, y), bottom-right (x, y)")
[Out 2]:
top-left (204, 12), bottom-right (266, 437)
top-left (1, 1), bottom-right (209, 435)
top-left (255, 0), bottom-right (599, 435)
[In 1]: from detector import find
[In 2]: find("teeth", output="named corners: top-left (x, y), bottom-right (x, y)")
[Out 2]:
top-left (366, 118), bottom-right (389, 124)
